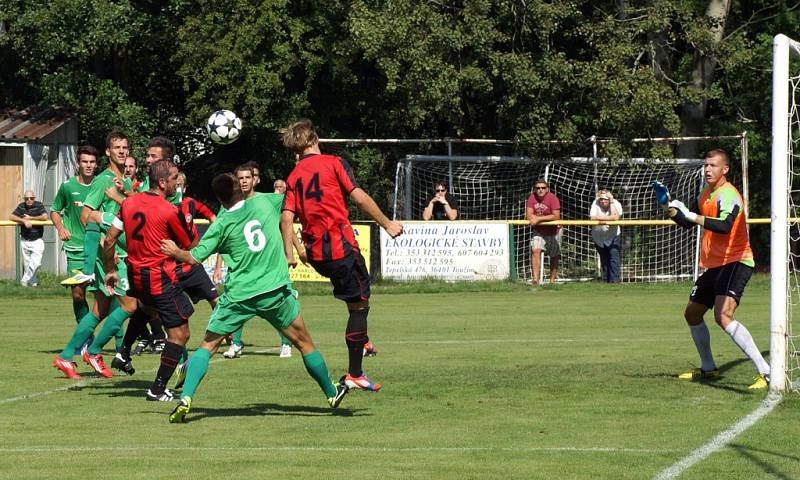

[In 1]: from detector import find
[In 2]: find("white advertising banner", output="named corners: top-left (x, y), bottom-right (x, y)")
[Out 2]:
top-left (381, 223), bottom-right (510, 281)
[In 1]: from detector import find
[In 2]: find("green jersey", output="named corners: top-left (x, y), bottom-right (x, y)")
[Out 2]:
top-left (136, 176), bottom-right (149, 193)
top-left (84, 168), bottom-right (132, 216)
top-left (51, 176), bottom-right (92, 251)
top-left (190, 193), bottom-right (288, 302)
top-left (137, 177), bottom-right (182, 205)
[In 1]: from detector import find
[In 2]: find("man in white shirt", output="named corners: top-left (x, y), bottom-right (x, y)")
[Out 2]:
top-left (589, 189), bottom-right (623, 283)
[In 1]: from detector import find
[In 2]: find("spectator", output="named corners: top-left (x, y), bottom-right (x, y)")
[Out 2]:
top-left (526, 179), bottom-right (561, 285)
top-left (274, 179), bottom-right (287, 194)
top-left (422, 181), bottom-right (458, 220)
top-left (589, 189), bottom-right (623, 283)
top-left (10, 190), bottom-right (48, 286)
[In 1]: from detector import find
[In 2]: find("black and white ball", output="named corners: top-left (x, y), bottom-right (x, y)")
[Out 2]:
top-left (206, 110), bottom-right (242, 145)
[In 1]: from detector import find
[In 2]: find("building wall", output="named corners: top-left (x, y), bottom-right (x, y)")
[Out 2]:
top-left (0, 145), bottom-right (24, 279)
top-left (1, 117), bottom-right (78, 279)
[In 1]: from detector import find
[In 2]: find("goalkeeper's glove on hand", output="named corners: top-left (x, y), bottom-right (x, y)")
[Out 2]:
top-left (652, 180), bottom-right (671, 207)
top-left (667, 199), bottom-right (698, 227)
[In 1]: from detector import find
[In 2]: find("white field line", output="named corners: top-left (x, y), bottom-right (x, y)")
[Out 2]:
top-left (0, 346), bottom-right (280, 405)
top-left (0, 445), bottom-right (681, 455)
top-left (652, 392), bottom-right (783, 480)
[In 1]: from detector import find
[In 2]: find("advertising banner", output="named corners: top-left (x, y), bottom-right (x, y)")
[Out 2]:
top-left (380, 223), bottom-right (510, 281)
top-left (289, 223), bottom-right (371, 282)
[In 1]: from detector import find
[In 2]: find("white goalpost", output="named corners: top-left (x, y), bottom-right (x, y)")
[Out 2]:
top-left (771, 34), bottom-right (800, 393)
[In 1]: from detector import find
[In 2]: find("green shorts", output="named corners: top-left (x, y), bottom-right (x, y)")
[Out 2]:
top-left (86, 245), bottom-right (129, 297)
top-left (85, 211), bottom-right (128, 296)
top-left (65, 249), bottom-right (83, 275)
top-left (207, 286), bottom-right (300, 336)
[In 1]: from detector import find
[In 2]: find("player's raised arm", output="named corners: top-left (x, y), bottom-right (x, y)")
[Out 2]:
top-left (349, 188), bottom-right (403, 238)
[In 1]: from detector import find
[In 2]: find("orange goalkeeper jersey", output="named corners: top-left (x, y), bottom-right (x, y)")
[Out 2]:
top-left (698, 182), bottom-right (754, 268)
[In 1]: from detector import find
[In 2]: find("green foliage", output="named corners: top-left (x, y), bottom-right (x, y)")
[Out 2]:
top-left (0, 0), bottom-right (793, 227)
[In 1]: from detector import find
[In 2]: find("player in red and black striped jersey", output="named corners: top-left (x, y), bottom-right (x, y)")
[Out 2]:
top-left (104, 159), bottom-right (198, 401)
top-left (174, 172), bottom-right (219, 307)
top-left (282, 119), bottom-right (403, 392)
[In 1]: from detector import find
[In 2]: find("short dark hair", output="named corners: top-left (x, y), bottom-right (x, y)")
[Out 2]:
top-left (705, 148), bottom-right (730, 165)
top-left (148, 159), bottom-right (176, 187)
top-left (434, 181), bottom-right (448, 191)
top-left (105, 131), bottom-right (128, 149)
top-left (534, 178), bottom-right (549, 187)
top-left (241, 160), bottom-right (260, 173)
top-left (77, 145), bottom-right (98, 160)
top-left (148, 136), bottom-right (176, 161)
top-left (211, 173), bottom-right (241, 205)
top-left (234, 164), bottom-right (253, 176)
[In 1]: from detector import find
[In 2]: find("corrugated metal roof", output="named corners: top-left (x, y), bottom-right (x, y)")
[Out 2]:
top-left (0, 106), bottom-right (74, 141)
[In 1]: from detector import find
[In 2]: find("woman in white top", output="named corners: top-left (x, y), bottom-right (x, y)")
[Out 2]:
top-left (589, 189), bottom-right (623, 282)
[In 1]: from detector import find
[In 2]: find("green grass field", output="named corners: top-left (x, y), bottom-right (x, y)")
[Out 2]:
top-left (1, 276), bottom-right (798, 479)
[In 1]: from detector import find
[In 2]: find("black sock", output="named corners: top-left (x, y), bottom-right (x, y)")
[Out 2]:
top-left (149, 315), bottom-right (165, 340)
top-left (152, 341), bottom-right (183, 393)
top-left (345, 307), bottom-right (369, 377)
top-left (122, 309), bottom-right (148, 358)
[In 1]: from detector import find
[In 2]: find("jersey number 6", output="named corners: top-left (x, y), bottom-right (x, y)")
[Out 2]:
top-left (244, 219), bottom-right (266, 252)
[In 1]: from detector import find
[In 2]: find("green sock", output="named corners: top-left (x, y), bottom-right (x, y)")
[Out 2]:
top-left (232, 326), bottom-right (244, 347)
top-left (279, 333), bottom-right (290, 346)
top-left (88, 307), bottom-right (131, 355)
top-left (114, 325), bottom-right (124, 350)
top-left (82, 223), bottom-right (101, 273)
top-left (182, 347), bottom-right (212, 400)
top-left (72, 301), bottom-right (89, 323)
top-left (60, 312), bottom-right (100, 360)
top-left (302, 349), bottom-right (336, 398)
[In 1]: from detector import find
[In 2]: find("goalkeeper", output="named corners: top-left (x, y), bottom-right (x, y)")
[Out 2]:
top-left (653, 148), bottom-right (770, 389)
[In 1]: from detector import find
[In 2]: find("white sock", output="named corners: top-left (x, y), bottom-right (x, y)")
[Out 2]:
top-left (724, 320), bottom-right (770, 376)
top-left (689, 323), bottom-right (716, 372)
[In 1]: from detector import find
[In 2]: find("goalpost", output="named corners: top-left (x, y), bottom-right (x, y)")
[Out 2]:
top-left (771, 34), bottom-right (800, 393)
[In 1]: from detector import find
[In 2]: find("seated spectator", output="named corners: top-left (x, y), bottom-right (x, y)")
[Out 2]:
top-left (589, 189), bottom-right (623, 283)
top-left (10, 190), bottom-right (48, 287)
top-left (422, 181), bottom-right (458, 220)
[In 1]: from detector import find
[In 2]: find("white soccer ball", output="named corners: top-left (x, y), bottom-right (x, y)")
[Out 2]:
top-left (206, 109), bottom-right (242, 145)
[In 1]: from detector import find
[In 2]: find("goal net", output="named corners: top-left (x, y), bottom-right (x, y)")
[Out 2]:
top-left (393, 155), bottom-right (704, 282)
top-left (771, 33), bottom-right (800, 393)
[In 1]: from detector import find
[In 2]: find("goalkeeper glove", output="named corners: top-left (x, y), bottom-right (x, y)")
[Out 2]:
top-left (652, 180), bottom-right (671, 207)
top-left (667, 200), bottom-right (698, 228)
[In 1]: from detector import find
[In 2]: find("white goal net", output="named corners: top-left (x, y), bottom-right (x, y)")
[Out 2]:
top-left (393, 155), bottom-right (705, 282)
top-left (771, 33), bottom-right (800, 393)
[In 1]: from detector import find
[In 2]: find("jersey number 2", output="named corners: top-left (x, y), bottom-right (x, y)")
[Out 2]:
top-left (131, 212), bottom-right (146, 241)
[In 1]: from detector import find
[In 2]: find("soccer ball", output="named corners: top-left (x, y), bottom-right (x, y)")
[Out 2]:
top-left (206, 110), bottom-right (242, 145)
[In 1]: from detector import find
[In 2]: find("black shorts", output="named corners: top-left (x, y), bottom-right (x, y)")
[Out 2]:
top-left (689, 262), bottom-right (753, 308)
top-left (310, 252), bottom-right (371, 303)
top-left (130, 284), bottom-right (194, 329)
top-left (178, 264), bottom-right (218, 304)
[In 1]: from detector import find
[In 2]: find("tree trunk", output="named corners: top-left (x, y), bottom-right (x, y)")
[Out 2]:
top-left (677, 0), bottom-right (730, 158)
